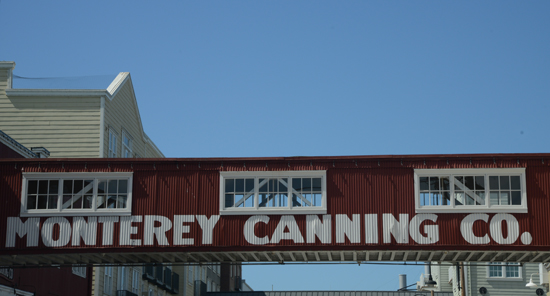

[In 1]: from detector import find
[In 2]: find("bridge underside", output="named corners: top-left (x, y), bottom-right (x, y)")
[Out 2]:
top-left (2, 250), bottom-right (550, 267)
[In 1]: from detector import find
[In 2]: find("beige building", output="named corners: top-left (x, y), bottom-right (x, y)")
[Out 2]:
top-left (0, 61), bottom-right (227, 296)
top-left (0, 61), bottom-right (163, 159)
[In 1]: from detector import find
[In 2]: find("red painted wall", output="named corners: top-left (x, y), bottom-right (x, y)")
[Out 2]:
top-left (0, 154), bottom-right (549, 255)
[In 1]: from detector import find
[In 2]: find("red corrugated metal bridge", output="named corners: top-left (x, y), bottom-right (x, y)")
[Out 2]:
top-left (1, 154), bottom-right (550, 267)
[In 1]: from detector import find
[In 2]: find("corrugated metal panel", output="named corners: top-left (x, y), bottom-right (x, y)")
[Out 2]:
top-left (0, 154), bottom-right (550, 260)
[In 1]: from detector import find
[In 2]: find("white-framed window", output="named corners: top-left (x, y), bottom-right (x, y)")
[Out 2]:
top-left (220, 171), bottom-right (327, 215)
top-left (118, 266), bottom-right (126, 290)
top-left (487, 262), bottom-right (522, 280)
top-left (414, 168), bottom-right (527, 213)
top-left (122, 130), bottom-right (133, 158)
top-left (108, 129), bottom-right (118, 158)
top-left (104, 266), bottom-right (113, 295)
top-left (72, 265), bottom-right (86, 278)
top-left (132, 268), bottom-right (140, 294)
top-left (21, 172), bottom-right (133, 217)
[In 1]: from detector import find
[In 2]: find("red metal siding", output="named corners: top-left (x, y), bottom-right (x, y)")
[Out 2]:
top-left (0, 154), bottom-right (549, 255)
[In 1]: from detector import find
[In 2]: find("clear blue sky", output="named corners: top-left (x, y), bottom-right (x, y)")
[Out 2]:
top-left (2, 0), bottom-right (549, 291)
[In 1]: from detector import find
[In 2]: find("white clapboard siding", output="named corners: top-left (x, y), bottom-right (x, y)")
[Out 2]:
top-left (103, 77), bottom-right (163, 158)
top-left (0, 93), bottom-right (101, 158)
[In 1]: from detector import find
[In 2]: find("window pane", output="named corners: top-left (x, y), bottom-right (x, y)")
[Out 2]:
top-left (117, 195), bottom-right (127, 208)
top-left (225, 179), bottom-right (234, 193)
top-left (98, 181), bottom-right (106, 194)
top-left (500, 191), bottom-right (510, 205)
top-left (259, 179), bottom-right (267, 193)
top-left (64, 180), bottom-right (73, 194)
top-left (465, 193), bottom-right (475, 205)
top-left (37, 195), bottom-right (47, 209)
top-left (49, 180), bottom-right (59, 194)
top-left (84, 195), bottom-right (93, 208)
top-left (97, 195), bottom-right (106, 208)
top-left (419, 177), bottom-right (429, 191)
top-left (489, 176), bottom-right (499, 190)
top-left (506, 263), bottom-right (520, 278)
top-left (430, 177), bottom-right (439, 190)
top-left (235, 179), bottom-right (244, 192)
top-left (292, 194), bottom-right (301, 207)
top-left (511, 176), bottom-right (520, 190)
top-left (28, 195), bottom-right (37, 209)
top-left (440, 177), bottom-right (450, 191)
top-left (313, 193), bottom-right (322, 206)
top-left (107, 195), bottom-right (116, 208)
top-left (511, 191), bottom-right (521, 205)
top-left (48, 195), bottom-right (57, 209)
top-left (235, 194), bottom-right (245, 207)
top-left (279, 178), bottom-right (288, 192)
top-left (442, 192), bottom-right (451, 205)
top-left (431, 193), bottom-right (440, 205)
top-left (225, 194), bottom-right (234, 207)
top-left (118, 180), bottom-right (128, 194)
top-left (269, 179), bottom-right (277, 192)
top-left (490, 192), bottom-right (499, 205)
top-left (455, 192), bottom-right (464, 206)
top-left (74, 180), bottom-right (83, 194)
top-left (28, 180), bottom-right (38, 194)
top-left (108, 180), bottom-right (118, 194)
top-left (38, 180), bottom-right (48, 194)
top-left (245, 179), bottom-right (254, 192)
top-left (489, 263), bottom-right (502, 277)
top-left (244, 194), bottom-right (254, 207)
top-left (475, 176), bottom-right (484, 190)
top-left (454, 176), bottom-right (464, 190)
top-left (420, 192), bottom-right (429, 206)
top-left (292, 178), bottom-right (301, 191)
top-left (464, 176), bottom-right (474, 190)
top-left (303, 178), bottom-right (311, 191)
top-left (475, 191), bottom-right (485, 205)
top-left (500, 176), bottom-right (510, 189)
top-left (312, 178), bottom-right (322, 191)
top-left (259, 194), bottom-right (268, 207)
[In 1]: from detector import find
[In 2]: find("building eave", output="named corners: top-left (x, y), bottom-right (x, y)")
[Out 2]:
top-left (6, 89), bottom-right (111, 99)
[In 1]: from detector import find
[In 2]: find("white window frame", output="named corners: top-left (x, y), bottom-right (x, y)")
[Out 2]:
top-left (117, 266), bottom-right (126, 290)
top-left (21, 172), bottom-right (133, 217)
top-left (122, 130), bottom-right (133, 158)
top-left (72, 265), bottom-right (86, 278)
top-left (104, 266), bottom-right (113, 295)
top-left (132, 268), bottom-right (140, 294)
top-left (219, 170), bottom-right (327, 215)
top-left (414, 168), bottom-right (527, 213)
top-left (108, 128), bottom-right (118, 158)
top-left (486, 262), bottom-right (523, 281)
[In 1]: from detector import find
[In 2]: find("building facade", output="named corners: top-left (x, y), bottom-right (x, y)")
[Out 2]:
top-left (0, 130), bottom-right (92, 296)
top-left (422, 262), bottom-right (546, 296)
top-left (0, 61), bottom-right (232, 296)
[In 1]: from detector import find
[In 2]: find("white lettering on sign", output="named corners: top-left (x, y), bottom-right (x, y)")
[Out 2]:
top-left (173, 215), bottom-right (194, 245)
top-left (243, 215), bottom-right (270, 245)
top-left (3, 213), bottom-right (532, 248)
top-left (336, 214), bottom-right (361, 244)
top-left (460, 213), bottom-right (530, 245)
top-left (409, 214), bottom-right (439, 244)
top-left (383, 213), bottom-right (409, 244)
top-left (306, 214), bottom-right (331, 244)
top-left (72, 216), bottom-right (97, 246)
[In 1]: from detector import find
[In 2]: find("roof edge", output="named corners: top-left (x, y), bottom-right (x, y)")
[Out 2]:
top-left (0, 130), bottom-right (37, 158)
top-left (6, 89), bottom-right (110, 98)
